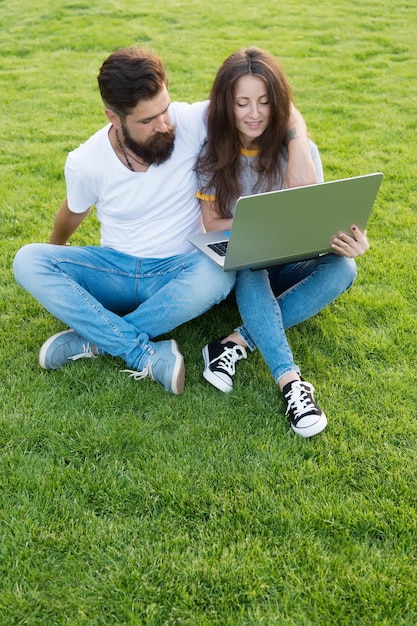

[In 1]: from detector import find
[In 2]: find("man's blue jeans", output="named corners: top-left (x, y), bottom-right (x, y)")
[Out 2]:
top-left (13, 244), bottom-right (235, 371)
top-left (235, 254), bottom-right (358, 382)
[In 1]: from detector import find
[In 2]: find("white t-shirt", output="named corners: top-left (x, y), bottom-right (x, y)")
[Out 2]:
top-left (65, 101), bottom-right (208, 258)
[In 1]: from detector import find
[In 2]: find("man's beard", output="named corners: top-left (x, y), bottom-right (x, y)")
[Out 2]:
top-left (121, 121), bottom-right (176, 166)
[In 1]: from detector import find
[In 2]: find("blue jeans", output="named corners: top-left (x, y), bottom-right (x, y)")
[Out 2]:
top-left (13, 244), bottom-right (235, 371)
top-left (235, 254), bottom-right (357, 382)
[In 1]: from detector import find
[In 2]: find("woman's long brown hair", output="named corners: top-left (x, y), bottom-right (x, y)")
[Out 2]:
top-left (196, 47), bottom-right (293, 218)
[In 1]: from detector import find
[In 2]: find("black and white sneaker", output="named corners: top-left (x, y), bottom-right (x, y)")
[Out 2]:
top-left (283, 379), bottom-right (327, 438)
top-left (202, 337), bottom-right (247, 393)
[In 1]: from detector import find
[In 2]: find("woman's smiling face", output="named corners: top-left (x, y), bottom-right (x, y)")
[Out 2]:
top-left (233, 74), bottom-right (271, 148)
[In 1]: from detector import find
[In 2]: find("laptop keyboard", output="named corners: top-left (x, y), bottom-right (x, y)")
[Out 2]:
top-left (208, 240), bottom-right (228, 256)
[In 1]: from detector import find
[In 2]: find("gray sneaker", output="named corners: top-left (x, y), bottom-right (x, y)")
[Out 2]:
top-left (39, 329), bottom-right (99, 370)
top-left (121, 339), bottom-right (185, 395)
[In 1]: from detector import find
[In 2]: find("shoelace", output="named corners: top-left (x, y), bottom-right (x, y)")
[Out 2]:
top-left (285, 382), bottom-right (317, 419)
top-left (68, 343), bottom-right (97, 361)
top-left (120, 364), bottom-right (153, 381)
top-left (214, 345), bottom-right (247, 375)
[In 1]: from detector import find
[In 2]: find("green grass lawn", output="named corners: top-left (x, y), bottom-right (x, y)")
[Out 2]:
top-left (1, 0), bottom-right (417, 624)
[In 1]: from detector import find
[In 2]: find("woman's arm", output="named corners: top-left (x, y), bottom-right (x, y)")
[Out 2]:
top-left (49, 199), bottom-right (91, 244)
top-left (201, 199), bottom-right (233, 232)
top-left (284, 104), bottom-right (317, 189)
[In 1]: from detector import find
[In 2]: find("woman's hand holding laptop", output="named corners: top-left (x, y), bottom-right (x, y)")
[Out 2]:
top-left (331, 225), bottom-right (370, 258)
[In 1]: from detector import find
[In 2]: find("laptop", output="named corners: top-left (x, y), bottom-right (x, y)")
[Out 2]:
top-left (189, 172), bottom-right (383, 271)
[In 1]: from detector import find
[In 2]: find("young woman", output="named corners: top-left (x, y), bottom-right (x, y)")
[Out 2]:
top-left (196, 47), bottom-right (369, 437)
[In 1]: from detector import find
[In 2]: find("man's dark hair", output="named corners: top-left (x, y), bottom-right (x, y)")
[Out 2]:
top-left (97, 46), bottom-right (168, 118)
